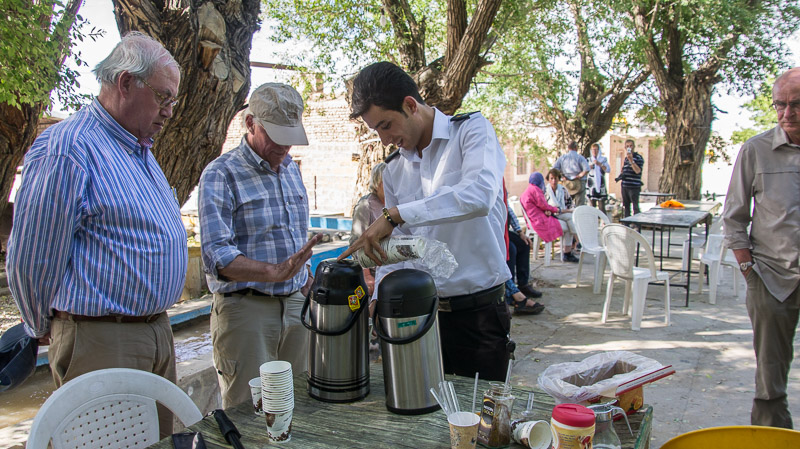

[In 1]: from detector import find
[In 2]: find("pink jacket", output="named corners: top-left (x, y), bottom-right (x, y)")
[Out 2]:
top-left (520, 184), bottom-right (563, 242)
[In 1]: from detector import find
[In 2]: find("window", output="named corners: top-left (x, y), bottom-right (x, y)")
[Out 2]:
top-left (516, 154), bottom-right (527, 176)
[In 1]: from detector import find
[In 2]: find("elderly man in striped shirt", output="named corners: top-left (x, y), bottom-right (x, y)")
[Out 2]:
top-left (199, 83), bottom-right (322, 409)
top-left (7, 32), bottom-right (186, 436)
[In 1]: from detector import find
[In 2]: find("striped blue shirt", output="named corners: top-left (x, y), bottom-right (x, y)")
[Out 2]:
top-left (7, 99), bottom-right (188, 338)
top-left (620, 152), bottom-right (645, 188)
top-left (198, 137), bottom-right (310, 295)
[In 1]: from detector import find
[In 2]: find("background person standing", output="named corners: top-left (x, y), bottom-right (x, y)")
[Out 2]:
top-left (723, 67), bottom-right (800, 429)
top-left (553, 141), bottom-right (589, 207)
top-left (619, 139), bottom-right (644, 217)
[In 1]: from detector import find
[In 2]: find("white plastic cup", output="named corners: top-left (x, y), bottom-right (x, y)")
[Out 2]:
top-left (266, 408), bottom-right (294, 443)
top-left (511, 420), bottom-right (552, 449)
top-left (448, 411), bottom-right (481, 449)
top-left (248, 377), bottom-right (263, 415)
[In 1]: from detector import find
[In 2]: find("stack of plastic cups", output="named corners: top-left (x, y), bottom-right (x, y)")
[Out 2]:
top-left (259, 361), bottom-right (294, 443)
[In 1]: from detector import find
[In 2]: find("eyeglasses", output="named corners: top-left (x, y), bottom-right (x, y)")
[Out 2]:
top-left (772, 101), bottom-right (800, 112)
top-left (139, 77), bottom-right (179, 109)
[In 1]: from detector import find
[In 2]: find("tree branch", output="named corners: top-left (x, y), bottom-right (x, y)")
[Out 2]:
top-left (446, 0), bottom-right (467, 67)
top-left (382, 0), bottom-right (426, 71)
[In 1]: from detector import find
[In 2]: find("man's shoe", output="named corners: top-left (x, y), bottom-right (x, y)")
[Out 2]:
top-left (562, 252), bottom-right (580, 263)
top-left (519, 283), bottom-right (543, 298)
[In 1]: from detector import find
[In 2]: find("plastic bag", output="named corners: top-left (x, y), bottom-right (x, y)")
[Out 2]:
top-left (354, 235), bottom-right (458, 278)
top-left (537, 351), bottom-right (663, 404)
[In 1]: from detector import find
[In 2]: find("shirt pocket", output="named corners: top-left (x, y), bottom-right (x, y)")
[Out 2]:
top-left (754, 167), bottom-right (800, 220)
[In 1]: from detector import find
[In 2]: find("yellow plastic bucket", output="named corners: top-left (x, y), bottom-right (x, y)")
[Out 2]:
top-left (661, 426), bottom-right (800, 448)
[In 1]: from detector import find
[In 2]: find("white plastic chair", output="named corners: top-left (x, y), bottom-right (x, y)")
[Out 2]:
top-left (572, 206), bottom-right (611, 293)
top-left (681, 215), bottom-right (722, 278)
top-left (697, 234), bottom-right (740, 304)
top-left (519, 201), bottom-right (562, 266)
top-left (602, 224), bottom-right (671, 331)
top-left (27, 368), bottom-right (203, 449)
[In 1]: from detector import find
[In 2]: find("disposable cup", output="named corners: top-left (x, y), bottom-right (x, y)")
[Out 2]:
top-left (266, 408), bottom-right (294, 442)
top-left (248, 377), bottom-right (264, 415)
top-left (260, 360), bottom-right (292, 375)
top-left (511, 419), bottom-right (552, 449)
top-left (448, 411), bottom-right (480, 449)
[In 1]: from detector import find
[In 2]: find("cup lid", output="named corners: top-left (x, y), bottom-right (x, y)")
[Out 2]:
top-left (552, 403), bottom-right (595, 428)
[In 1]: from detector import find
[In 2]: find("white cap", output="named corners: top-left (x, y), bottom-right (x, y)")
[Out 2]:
top-left (247, 83), bottom-right (308, 146)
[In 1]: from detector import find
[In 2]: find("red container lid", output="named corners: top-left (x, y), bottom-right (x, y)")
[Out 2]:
top-left (552, 403), bottom-right (595, 427)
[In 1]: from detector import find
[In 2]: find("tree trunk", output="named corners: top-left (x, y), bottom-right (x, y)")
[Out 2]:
top-left (657, 74), bottom-right (715, 200)
top-left (112, 0), bottom-right (261, 205)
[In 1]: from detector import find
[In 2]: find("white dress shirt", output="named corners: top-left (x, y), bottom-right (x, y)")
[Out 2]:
top-left (376, 109), bottom-right (511, 297)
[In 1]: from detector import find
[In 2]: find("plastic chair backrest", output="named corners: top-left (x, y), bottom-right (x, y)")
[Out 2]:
top-left (27, 368), bottom-right (203, 449)
top-left (703, 234), bottom-right (725, 259)
top-left (572, 206), bottom-right (611, 251)
top-left (602, 224), bottom-right (658, 280)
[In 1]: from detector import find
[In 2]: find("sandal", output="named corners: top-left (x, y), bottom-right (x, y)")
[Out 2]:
top-left (513, 298), bottom-right (545, 315)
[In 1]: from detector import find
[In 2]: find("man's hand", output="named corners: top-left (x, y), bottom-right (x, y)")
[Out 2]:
top-left (301, 271), bottom-right (314, 297)
top-left (338, 207), bottom-right (402, 265)
top-left (518, 230), bottom-right (532, 247)
top-left (732, 248), bottom-right (754, 278)
top-left (38, 332), bottom-right (50, 346)
top-left (263, 233), bottom-right (324, 282)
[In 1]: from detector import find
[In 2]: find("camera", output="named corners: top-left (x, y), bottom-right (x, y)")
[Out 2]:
top-left (614, 175), bottom-right (622, 183)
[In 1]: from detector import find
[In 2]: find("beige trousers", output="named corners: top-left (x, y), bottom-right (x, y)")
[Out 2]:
top-left (48, 313), bottom-right (177, 438)
top-left (211, 290), bottom-right (309, 409)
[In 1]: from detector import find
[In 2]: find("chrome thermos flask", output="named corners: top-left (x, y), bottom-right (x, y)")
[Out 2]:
top-left (301, 258), bottom-right (370, 403)
top-left (375, 268), bottom-right (444, 414)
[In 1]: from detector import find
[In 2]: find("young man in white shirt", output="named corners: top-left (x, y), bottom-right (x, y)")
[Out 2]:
top-left (340, 62), bottom-right (513, 380)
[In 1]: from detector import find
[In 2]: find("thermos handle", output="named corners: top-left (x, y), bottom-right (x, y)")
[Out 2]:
top-left (300, 288), bottom-right (368, 336)
top-left (374, 297), bottom-right (439, 345)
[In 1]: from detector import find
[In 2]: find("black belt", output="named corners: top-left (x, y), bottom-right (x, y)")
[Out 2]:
top-left (222, 288), bottom-right (291, 298)
top-left (438, 284), bottom-right (505, 313)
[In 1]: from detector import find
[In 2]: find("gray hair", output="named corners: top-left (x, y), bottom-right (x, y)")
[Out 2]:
top-left (93, 31), bottom-right (179, 87)
top-left (368, 162), bottom-right (387, 195)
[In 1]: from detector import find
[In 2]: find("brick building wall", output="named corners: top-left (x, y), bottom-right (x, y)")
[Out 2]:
top-left (606, 134), bottom-right (664, 199)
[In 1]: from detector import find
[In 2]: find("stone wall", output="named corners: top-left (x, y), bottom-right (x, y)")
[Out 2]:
top-left (606, 134), bottom-right (664, 199)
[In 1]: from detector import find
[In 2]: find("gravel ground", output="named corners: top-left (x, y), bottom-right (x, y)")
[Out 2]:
top-left (0, 293), bottom-right (18, 334)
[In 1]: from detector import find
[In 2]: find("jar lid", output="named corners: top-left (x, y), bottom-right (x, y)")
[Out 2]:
top-left (552, 403), bottom-right (595, 427)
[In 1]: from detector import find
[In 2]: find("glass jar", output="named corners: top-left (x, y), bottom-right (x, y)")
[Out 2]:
top-left (477, 382), bottom-right (515, 448)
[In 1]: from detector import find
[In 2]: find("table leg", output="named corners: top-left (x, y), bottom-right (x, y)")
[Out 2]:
top-left (685, 225), bottom-right (693, 307)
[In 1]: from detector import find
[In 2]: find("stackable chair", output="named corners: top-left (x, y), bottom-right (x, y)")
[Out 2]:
top-left (601, 224), bottom-right (671, 331)
top-left (520, 202), bottom-right (562, 266)
top-left (681, 215), bottom-right (722, 280)
top-left (697, 234), bottom-right (740, 304)
top-left (572, 206), bottom-right (611, 293)
top-left (27, 368), bottom-right (203, 449)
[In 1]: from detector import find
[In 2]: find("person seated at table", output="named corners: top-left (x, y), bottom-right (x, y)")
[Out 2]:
top-left (544, 168), bottom-right (580, 263)
top-left (520, 172), bottom-right (564, 261)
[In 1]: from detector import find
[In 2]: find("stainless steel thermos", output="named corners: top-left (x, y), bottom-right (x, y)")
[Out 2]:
top-left (375, 268), bottom-right (444, 414)
top-left (302, 259), bottom-right (370, 403)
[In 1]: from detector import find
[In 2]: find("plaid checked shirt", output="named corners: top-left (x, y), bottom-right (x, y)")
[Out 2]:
top-left (199, 137), bottom-right (310, 295)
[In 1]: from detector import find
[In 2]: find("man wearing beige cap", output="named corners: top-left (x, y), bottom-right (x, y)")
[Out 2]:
top-left (199, 83), bottom-right (322, 408)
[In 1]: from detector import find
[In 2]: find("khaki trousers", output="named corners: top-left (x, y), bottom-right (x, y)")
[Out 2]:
top-left (211, 290), bottom-right (309, 409)
top-left (48, 313), bottom-right (177, 438)
top-left (745, 270), bottom-right (800, 428)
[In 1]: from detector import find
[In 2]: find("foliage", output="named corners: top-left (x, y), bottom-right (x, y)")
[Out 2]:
top-left (0, 0), bottom-right (101, 111)
top-left (705, 133), bottom-right (733, 165)
top-left (730, 79), bottom-right (777, 144)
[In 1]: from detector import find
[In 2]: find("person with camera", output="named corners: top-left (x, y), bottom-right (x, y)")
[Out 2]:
top-left (617, 139), bottom-right (644, 217)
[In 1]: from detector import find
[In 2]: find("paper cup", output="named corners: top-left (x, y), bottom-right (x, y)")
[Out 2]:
top-left (266, 408), bottom-right (294, 442)
top-left (448, 411), bottom-right (480, 449)
top-left (249, 377), bottom-right (264, 415)
top-left (511, 420), bottom-right (552, 449)
top-left (260, 360), bottom-right (292, 375)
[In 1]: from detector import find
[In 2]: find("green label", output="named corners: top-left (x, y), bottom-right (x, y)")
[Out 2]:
top-left (397, 320), bottom-right (417, 328)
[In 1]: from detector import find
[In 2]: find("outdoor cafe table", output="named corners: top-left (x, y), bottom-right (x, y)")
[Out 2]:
top-left (621, 208), bottom-right (711, 307)
top-left (150, 364), bottom-right (654, 448)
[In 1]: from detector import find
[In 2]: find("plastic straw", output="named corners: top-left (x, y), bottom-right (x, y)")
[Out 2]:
top-left (471, 372), bottom-right (480, 414)
top-left (430, 387), bottom-right (449, 416)
top-left (526, 392), bottom-right (534, 411)
top-left (504, 359), bottom-right (513, 387)
top-left (448, 381), bottom-right (460, 413)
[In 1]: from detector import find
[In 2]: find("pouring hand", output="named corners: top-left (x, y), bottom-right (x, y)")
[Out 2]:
top-left (338, 213), bottom-right (397, 265)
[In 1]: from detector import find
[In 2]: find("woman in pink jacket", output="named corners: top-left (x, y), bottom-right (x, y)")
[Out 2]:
top-left (520, 172), bottom-right (563, 244)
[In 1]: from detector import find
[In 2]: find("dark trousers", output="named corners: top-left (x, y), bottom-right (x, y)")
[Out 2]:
top-left (622, 186), bottom-right (641, 217)
top-left (507, 231), bottom-right (530, 287)
top-left (745, 270), bottom-right (800, 428)
top-left (438, 286), bottom-right (512, 381)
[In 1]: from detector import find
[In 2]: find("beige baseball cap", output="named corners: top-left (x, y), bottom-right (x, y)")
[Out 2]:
top-left (248, 83), bottom-right (308, 146)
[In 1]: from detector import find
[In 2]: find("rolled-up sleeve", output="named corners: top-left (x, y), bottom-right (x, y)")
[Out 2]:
top-left (7, 154), bottom-right (85, 338)
top-left (198, 168), bottom-right (243, 278)
top-left (723, 144), bottom-right (754, 251)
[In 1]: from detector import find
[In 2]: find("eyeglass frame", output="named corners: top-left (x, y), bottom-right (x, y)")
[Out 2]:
top-left (772, 101), bottom-right (800, 112)
top-left (138, 77), bottom-right (179, 109)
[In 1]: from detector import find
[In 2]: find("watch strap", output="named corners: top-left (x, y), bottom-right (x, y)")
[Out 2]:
top-left (382, 208), bottom-right (399, 228)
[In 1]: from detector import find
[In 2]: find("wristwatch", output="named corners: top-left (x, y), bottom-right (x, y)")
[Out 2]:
top-left (739, 261), bottom-right (754, 272)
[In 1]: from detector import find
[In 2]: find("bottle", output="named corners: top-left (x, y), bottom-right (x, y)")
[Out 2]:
top-left (477, 382), bottom-right (515, 448)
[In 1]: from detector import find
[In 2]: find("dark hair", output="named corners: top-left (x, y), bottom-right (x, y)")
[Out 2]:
top-left (567, 141), bottom-right (578, 151)
top-left (349, 61), bottom-right (424, 119)
top-left (547, 168), bottom-right (562, 180)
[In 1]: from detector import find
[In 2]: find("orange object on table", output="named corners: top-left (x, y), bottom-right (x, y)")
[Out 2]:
top-left (659, 200), bottom-right (685, 208)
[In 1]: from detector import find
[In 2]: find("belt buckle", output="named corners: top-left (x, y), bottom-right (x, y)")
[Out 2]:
top-left (438, 299), bottom-right (452, 312)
